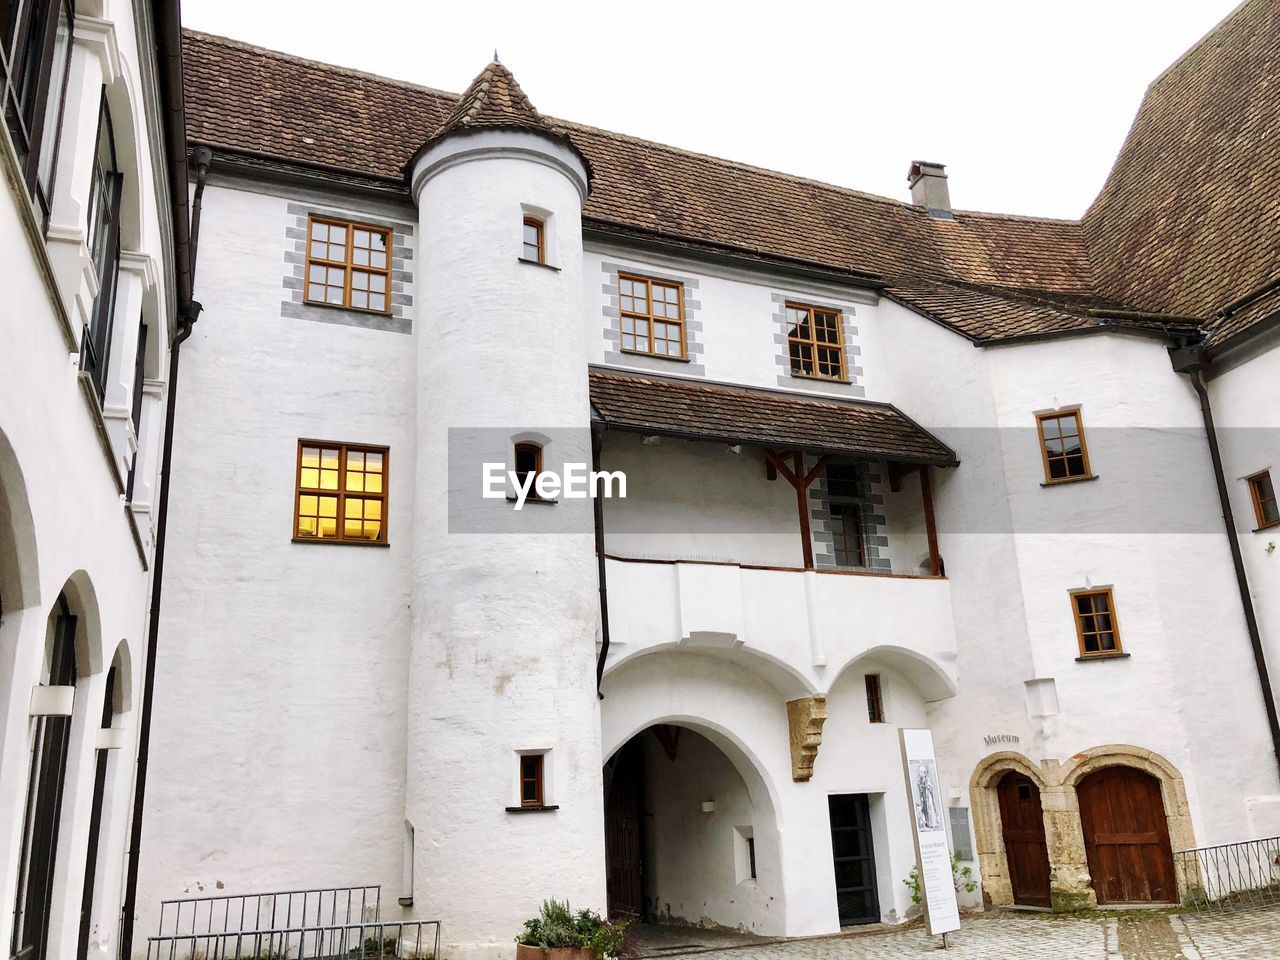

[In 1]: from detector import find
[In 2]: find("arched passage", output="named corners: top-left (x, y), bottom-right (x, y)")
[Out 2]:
top-left (604, 722), bottom-right (782, 935)
top-left (600, 652), bottom-right (791, 936)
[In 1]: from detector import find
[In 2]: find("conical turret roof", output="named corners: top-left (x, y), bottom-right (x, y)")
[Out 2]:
top-left (434, 59), bottom-right (552, 138)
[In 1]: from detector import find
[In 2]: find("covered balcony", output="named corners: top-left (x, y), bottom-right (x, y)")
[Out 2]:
top-left (589, 368), bottom-right (961, 691)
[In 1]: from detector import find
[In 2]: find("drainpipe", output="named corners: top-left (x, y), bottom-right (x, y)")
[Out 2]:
top-left (120, 4), bottom-right (203, 956)
top-left (1170, 344), bottom-right (1280, 776)
top-left (591, 420), bottom-right (611, 697)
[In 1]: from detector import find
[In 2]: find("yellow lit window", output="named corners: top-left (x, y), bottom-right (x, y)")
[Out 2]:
top-left (786, 303), bottom-right (846, 380)
top-left (294, 441), bottom-right (388, 544)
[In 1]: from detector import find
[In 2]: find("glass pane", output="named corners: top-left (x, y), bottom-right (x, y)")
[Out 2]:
top-left (354, 229), bottom-right (370, 248)
top-left (320, 470), bottom-right (339, 491)
top-left (318, 497), bottom-right (337, 518)
top-left (372, 231), bottom-right (387, 252)
top-left (367, 500), bottom-right (381, 519)
top-left (330, 226), bottom-right (346, 245)
top-left (372, 252), bottom-right (387, 269)
top-left (370, 294), bottom-right (386, 311)
top-left (297, 517), bottom-right (317, 536)
top-left (307, 283), bottom-right (324, 301)
top-left (352, 291), bottom-right (368, 309)
top-left (300, 468), bottom-right (319, 487)
top-left (300, 495), bottom-right (317, 514)
top-left (371, 274), bottom-right (386, 293)
top-left (327, 288), bottom-right (343, 304)
top-left (347, 471), bottom-right (364, 492)
top-left (367, 473), bottom-right (382, 493)
top-left (353, 248), bottom-right (370, 266)
top-left (1040, 417), bottom-right (1061, 439)
top-left (345, 499), bottom-right (363, 519)
top-left (319, 518), bottom-right (337, 537)
top-left (311, 222), bottom-right (326, 240)
top-left (302, 447), bottom-right (320, 466)
top-left (367, 452), bottom-right (383, 471)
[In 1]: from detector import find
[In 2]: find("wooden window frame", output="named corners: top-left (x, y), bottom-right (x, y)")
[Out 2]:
top-left (1036, 408), bottom-right (1094, 484)
top-left (785, 302), bottom-right (847, 382)
top-left (522, 216), bottom-right (545, 264)
top-left (513, 442), bottom-right (543, 502)
top-left (304, 215), bottom-right (393, 315)
top-left (618, 273), bottom-right (687, 360)
top-left (826, 463), bottom-right (867, 569)
top-left (865, 673), bottom-right (885, 723)
top-left (1247, 470), bottom-right (1279, 531)
top-left (293, 439), bottom-right (390, 546)
top-left (1071, 588), bottom-right (1124, 659)
top-left (519, 753), bottom-right (545, 808)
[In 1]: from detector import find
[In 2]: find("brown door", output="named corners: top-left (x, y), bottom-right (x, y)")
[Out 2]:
top-left (604, 745), bottom-right (644, 920)
top-left (997, 772), bottom-right (1052, 907)
top-left (1078, 767), bottom-right (1177, 904)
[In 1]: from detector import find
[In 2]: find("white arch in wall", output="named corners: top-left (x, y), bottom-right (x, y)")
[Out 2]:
top-left (51, 570), bottom-right (104, 678)
top-left (603, 642), bottom-right (818, 701)
top-left (107, 639), bottom-right (132, 715)
top-left (826, 644), bottom-right (957, 702)
top-left (0, 427), bottom-right (40, 614)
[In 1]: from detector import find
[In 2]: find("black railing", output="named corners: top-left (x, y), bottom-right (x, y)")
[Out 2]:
top-left (144, 919), bottom-right (440, 959)
top-left (154, 885), bottom-right (382, 942)
top-left (1175, 836), bottom-right (1280, 912)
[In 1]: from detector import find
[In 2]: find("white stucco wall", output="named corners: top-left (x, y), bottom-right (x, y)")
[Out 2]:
top-left (0, 3), bottom-right (174, 958)
top-left (135, 178), bottom-right (419, 942)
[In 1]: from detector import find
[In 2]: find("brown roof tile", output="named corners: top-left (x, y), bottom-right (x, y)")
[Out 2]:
top-left (181, 1), bottom-right (1279, 346)
top-left (589, 369), bottom-right (958, 466)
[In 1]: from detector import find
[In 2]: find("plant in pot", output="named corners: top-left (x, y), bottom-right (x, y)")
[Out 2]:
top-left (516, 900), bottom-right (629, 960)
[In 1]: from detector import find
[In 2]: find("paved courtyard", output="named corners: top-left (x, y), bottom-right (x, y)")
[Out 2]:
top-left (635, 908), bottom-right (1280, 959)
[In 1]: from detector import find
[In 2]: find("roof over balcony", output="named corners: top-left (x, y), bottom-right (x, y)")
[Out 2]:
top-left (588, 369), bottom-right (958, 467)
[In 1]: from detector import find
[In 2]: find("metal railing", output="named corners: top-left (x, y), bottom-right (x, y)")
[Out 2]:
top-left (144, 918), bottom-right (440, 959)
top-left (1175, 836), bottom-right (1280, 912)
top-left (155, 885), bottom-right (383, 941)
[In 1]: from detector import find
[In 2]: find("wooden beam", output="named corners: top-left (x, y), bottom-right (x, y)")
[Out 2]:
top-left (794, 452), bottom-right (814, 570)
top-left (762, 448), bottom-right (799, 486)
top-left (919, 465), bottom-right (942, 576)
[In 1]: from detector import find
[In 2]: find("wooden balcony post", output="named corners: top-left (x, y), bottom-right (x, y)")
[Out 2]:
top-left (763, 449), bottom-right (830, 571)
top-left (919, 465), bottom-right (942, 576)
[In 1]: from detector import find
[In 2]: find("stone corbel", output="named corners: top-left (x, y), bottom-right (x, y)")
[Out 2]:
top-left (786, 694), bottom-right (827, 782)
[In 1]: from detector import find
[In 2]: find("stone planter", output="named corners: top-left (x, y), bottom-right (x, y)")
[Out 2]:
top-left (516, 943), bottom-right (594, 960)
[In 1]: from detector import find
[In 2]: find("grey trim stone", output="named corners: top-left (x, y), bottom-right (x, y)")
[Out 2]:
top-left (281, 300), bottom-right (411, 335)
top-left (600, 261), bottom-right (706, 376)
top-left (772, 293), bottom-right (866, 396)
top-left (807, 458), bottom-right (891, 572)
top-left (282, 204), bottom-right (415, 332)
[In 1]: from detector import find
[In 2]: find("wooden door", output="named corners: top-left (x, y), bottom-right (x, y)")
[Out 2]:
top-left (996, 772), bottom-right (1052, 907)
top-left (1078, 767), bottom-right (1177, 904)
top-left (604, 746), bottom-right (644, 920)
top-left (828, 794), bottom-right (880, 925)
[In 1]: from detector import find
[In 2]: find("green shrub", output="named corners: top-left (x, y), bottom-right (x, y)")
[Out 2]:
top-left (903, 853), bottom-right (978, 905)
top-left (516, 900), bottom-right (629, 960)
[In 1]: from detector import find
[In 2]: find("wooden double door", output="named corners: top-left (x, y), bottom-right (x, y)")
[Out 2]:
top-left (1078, 767), bottom-right (1177, 904)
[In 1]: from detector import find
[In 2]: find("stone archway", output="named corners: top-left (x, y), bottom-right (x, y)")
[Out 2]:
top-left (969, 752), bottom-right (1050, 908)
top-left (969, 745), bottom-right (1195, 910)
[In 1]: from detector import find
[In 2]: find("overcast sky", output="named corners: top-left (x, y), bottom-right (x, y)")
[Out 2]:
top-left (180, 0), bottom-right (1240, 219)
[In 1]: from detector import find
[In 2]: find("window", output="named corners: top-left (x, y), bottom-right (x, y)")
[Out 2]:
top-left (786, 303), bottom-right (845, 381)
top-left (1036, 409), bottom-right (1092, 482)
top-left (294, 441), bottom-right (388, 544)
top-left (619, 274), bottom-right (685, 358)
top-left (1248, 471), bottom-right (1279, 530)
top-left (1072, 588), bottom-right (1122, 657)
top-left (865, 674), bottom-right (885, 723)
top-left (746, 837), bottom-right (757, 880)
top-left (520, 754), bottom-right (544, 807)
top-left (826, 464), bottom-right (866, 568)
top-left (514, 443), bottom-right (542, 500)
top-left (522, 216), bottom-right (544, 263)
top-left (83, 96), bottom-right (123, 402)
top-left (305, 217), bottom-right (391, 313)
top-left (1, 0), bottom-right (74, 227)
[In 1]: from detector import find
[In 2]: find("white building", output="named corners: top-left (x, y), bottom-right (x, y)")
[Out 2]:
top-left (0, 2), bottom-right (191, 959)
top-left (4, 2), bottom-right (1280, 959)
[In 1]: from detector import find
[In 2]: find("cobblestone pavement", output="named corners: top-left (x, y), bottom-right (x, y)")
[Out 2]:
top-left (642, 909), bottom-right (1280, 960)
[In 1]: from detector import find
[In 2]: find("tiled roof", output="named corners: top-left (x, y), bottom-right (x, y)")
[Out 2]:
top-left (181, 0), bottom-right (1279, 348)
top-left (1083, 0), bottom-right (1280, 335)
top-left (588, 369), bottom-right (958, 466)
top-left (433, 60), bottom-right (549, 139)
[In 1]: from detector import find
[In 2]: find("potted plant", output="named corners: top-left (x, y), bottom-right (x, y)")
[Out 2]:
top-left (515, 900), bottom-right (629, 960)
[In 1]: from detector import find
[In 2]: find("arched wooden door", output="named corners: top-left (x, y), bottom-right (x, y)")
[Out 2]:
top-left (996, 771), bottom-right (1051, 907)
top-left (1078, 767), bottom-right (1177, 904)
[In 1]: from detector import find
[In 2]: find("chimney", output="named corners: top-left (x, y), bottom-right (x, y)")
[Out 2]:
top-left (908, 161), bottom-right (952, 219)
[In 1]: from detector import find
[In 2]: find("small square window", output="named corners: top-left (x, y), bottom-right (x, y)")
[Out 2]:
top-left (1072, 588), bottom-right (1122, 657)
top-left (1248, 470), bottom-right (1279, 530)
top-left (520, 754), bottom-right (545, 807)
top-left (1036, 410), bottom-right (1092, 482)
top-left (522, 217), bottom-right (545, 264)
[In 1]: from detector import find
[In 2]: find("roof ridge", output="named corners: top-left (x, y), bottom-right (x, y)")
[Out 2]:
top-left (181, 29), bottom-right (1083, 224)
top-left (180, 28), bottom-right (461, 100)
